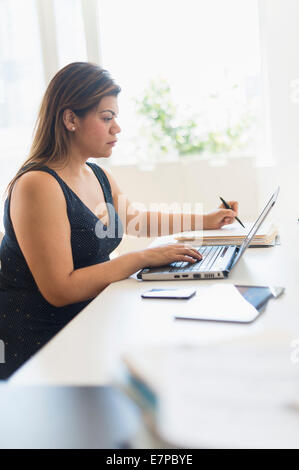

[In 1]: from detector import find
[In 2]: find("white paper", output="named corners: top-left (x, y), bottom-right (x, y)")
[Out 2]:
top-left (174, 284), bottom-right (259, 323)
top-left (176, 221), bottom-right (273, 240)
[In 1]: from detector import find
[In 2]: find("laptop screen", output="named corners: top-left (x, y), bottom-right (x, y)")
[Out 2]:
top-left (231, 187), bottom-right (280, 268)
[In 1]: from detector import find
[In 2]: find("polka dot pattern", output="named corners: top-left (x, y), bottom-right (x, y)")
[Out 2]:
top-left (0, 162), bottom-right (123, 379)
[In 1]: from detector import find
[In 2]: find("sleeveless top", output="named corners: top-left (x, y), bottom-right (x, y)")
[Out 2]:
top-left (0, 162), bottom-right (123, 380)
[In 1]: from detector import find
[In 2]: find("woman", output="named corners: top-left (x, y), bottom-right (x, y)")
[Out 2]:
top-left (0, 62), bottom-right (238, 379)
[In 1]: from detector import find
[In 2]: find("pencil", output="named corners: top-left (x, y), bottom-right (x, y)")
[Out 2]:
top-left (219, 197), bottom-right (245, 228)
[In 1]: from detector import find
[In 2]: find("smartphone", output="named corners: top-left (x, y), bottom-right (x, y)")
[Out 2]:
top-left (141, 288), bottom-right (196, 300)
top-left (235, 285), bottom-right (285, 311)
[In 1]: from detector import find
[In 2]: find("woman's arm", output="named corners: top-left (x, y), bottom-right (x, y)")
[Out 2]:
top-left (138, 206), bottom-right (237, 237)
top-left (104, 168), bottom-right (238, 236)
top-left (10, 172), bottom-right (146, 307)
top-left (10, 171), bottom-right (202, 307)
top-left (67, 241), bottom-right (202, 304)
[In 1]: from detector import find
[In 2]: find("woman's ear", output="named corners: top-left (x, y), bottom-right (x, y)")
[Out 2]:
top-left (63, 109), bottom-right (77, 132)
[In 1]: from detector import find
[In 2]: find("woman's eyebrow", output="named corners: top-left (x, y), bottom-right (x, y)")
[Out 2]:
top-left (99, 109), bottom-right (116, 115)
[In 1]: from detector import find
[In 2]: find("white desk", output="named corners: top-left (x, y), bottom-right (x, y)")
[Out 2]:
top-left (9, 220), bottom-right (299, 386)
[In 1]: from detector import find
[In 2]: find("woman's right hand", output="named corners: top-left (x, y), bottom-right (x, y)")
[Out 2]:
top-left (141, 243), bottom-right (202, 268)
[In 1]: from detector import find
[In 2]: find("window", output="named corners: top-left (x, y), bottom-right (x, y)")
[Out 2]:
top-left (0, 0), bottom-right (99, 230)
top-left (98, 0), bottom-right (261, 165)
top-left (0, 0), bottom-right (44, 200)
top-left (54, 0), bottom-right (87, 67)
top-left (0, 0), bottom-right (262, 231)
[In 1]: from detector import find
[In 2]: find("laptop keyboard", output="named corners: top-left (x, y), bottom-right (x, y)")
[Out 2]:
top-left (163, 246), bottom-right (226, 273)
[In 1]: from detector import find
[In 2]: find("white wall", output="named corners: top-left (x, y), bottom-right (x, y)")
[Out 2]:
top-left (257, 0), bottom-right (299, 222)
top-left (112, 0), bottom-right (299, 255)
top-left (110, 156), bottom-right (259, 254)
top-left (110, 156), bottom-right (258, 216)
top-left (2, 0), bottom-right (298, 252)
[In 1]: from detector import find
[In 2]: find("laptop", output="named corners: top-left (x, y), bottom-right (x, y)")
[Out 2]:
top-left (137, 187), bottom-right (280, 281)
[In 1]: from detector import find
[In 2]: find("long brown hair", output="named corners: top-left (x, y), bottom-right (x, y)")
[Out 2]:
top-left (5, 62), bottom-right (121, 199)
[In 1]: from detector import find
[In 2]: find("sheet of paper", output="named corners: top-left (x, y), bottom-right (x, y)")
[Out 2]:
top-left (176, 221), bottom-right (273, 240)
top-left (174, 284), bottom-right (259, 323)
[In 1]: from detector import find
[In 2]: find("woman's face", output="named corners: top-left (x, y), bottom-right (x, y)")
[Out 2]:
top-left (74, 95), bottom-right (121, 159)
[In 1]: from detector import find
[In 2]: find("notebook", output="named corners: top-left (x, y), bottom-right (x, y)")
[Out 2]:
top-left (137, 187), bottom-right (279, 281)
top-left (175, 222), bottom-right (278, 246)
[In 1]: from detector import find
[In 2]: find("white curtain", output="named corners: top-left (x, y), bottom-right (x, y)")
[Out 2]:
top-left (37, 0), bottom-right (103, 84)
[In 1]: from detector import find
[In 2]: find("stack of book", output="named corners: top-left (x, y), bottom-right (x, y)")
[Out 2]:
top-left (175, 222), bottom-right (278, 247)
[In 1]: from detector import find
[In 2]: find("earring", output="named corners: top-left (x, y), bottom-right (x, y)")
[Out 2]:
top-left (71, 127), bottom-right (75, 131)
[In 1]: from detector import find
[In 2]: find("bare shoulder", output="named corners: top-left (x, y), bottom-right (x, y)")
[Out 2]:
top-left (12, 170), bottom-right (61, 194)
top-left (11, 170), bottom-right (66, 208)
top-left (10, 169), bottom-right (68, 230)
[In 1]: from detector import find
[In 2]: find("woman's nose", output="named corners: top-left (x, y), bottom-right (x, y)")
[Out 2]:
top-left (112, 121), bottom-right (121, 134)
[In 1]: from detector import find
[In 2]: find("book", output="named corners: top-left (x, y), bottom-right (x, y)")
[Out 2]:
top-left (174, 221), bottom-right (278, 246)
top-left (121, 332), bottom-right (299, 449)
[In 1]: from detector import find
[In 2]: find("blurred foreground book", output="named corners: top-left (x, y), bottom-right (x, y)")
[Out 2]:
top-left (120, 335), bottom-right (299, 449)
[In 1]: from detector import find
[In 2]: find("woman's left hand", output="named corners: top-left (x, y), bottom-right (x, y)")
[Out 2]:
top-left (203, 201), bottom-right (239, 230)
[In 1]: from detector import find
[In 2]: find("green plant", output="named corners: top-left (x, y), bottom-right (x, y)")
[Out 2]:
top-left (134, 78), bottom-right (255, 157)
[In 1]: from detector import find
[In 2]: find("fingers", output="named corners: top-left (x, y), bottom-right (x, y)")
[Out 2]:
top-left (218, 210), bottom-right (237, 227)
top-left (176, 246), bottom-right (202, 261)
top-left (185, 256), bottom-right (198, 263)
top-left (221, 217), bottom-right (235, 226)
top-left (219, 209), bottom-right (237, 218)
top-left (178, 254), bottom-right (199, 263)
top-left (169, 244), bottom-right (202, 262)
top-left (177, 244), bottom-right (202, 256)
top-left (228, 201), bottom-right (239, 213)
top-left (219, 201), bottom-right (239, 215)
top-left (149, 244), bottom-right (203, 269)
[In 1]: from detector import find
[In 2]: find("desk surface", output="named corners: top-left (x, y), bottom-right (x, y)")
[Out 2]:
top-left (9, 220), bottom-right (299, 386)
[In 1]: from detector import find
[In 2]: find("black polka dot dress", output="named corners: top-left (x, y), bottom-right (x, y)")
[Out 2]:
top-left (0, 162), bottom-right (123, 380)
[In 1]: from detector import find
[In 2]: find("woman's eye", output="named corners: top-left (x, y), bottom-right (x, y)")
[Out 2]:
top-left (103, 117), bottom-right (113, 122)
